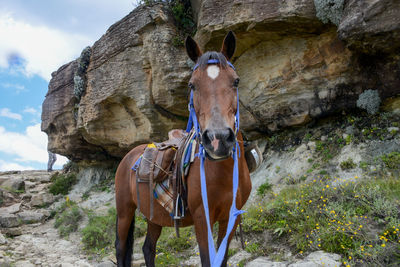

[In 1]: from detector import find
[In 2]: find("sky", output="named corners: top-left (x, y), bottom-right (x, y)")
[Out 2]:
top-left (0, 0), bottom-right (139, 171)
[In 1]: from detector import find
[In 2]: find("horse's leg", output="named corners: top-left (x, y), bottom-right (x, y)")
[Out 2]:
top-left (116, 206), bottom-right (136, 267)
top-left (142, 221), bottom-right (162, 267)
top-left (193, 209), bottom-right (211, 267)
top-left (216, 217), bottom-right (240, 267)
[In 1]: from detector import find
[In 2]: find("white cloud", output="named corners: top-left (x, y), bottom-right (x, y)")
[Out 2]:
top-left (0, 13), bottom-right (91, 81)
top-left (0, 108), bottom-right (22, 120)
top-left (1, 82), bottom-right (26, 93)
top-left (0, 123), bottom-right (68, 171)
top-left (23, 106), bottom-right (39, 116)
top-left (0, 160), bottom-right (33, 171)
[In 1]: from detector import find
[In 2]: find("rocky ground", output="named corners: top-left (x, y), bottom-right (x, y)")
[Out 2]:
top-left (0, 171), bottom-right (96, 266)
top-left (1, 107), bottom-right (399, 267)
top-left (0, 170), bottom-right (343, 267)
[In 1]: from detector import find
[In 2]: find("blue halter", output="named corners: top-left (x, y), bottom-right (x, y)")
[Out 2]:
top-left (186, 59), bottom-right (244, 267)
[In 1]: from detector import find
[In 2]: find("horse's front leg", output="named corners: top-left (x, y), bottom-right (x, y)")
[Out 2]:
top-left (216, 217), bottom-right (240, 267)
top-left (193, 208), bottom-right (212, 267)
top-left (142, 221), bottom-right (162, 267)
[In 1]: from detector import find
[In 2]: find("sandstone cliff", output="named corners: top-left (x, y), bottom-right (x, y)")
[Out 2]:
top-left (41, 0), bottom-right (400, 162)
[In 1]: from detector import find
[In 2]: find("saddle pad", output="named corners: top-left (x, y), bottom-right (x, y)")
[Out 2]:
top-left (153, 133), bottom-right (196, 216)
top-left (153, 179), bottom-right (174, 214)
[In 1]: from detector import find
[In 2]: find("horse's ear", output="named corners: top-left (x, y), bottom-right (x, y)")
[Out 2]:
top-left (185, 36), bottom-right (202, 63)
top-left (221, 31), bottom-right (236, 61)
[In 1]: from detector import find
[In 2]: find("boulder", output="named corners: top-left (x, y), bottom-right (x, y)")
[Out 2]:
top-left (0, 213), bottom-right (20, 228)
top-left (338, 0), bottom-right (400, 53)
top-left (228, 250), bottom-right (252, 266)
top-left (246, 257), bottom-right (288, 267)
top-left (288, 251), bottom-right (341, 267)
top-left (30, 193), bottom-right (55, 207)
top-left (17, 211), bottom-right (46, 224)
top-left (0, 231), bottom-right (6, 245)
top-left (1, 178), bottom-right (25, 192)
top-left (0, 203), bottom-right (21, 214)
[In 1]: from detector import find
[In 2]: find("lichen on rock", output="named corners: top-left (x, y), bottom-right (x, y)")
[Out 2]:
top-left (73, 46), bottom-right (91, 101)
top-left (356, 89), bottom-right (381, 115)
top-left (314, 0), bottom-right (345, 26)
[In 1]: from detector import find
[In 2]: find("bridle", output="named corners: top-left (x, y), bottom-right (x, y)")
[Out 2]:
top-left (186, 59), bottom-right (245, 267)
top-left (186, 59), bottom-right (240, 141)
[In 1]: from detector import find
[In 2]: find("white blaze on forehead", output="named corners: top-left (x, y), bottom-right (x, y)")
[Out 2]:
top-left (207, 65), bottom-right (220, 80)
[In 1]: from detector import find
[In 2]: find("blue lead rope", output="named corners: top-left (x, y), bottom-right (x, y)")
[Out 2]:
top-left (187, 59), bottom-right (244, 266)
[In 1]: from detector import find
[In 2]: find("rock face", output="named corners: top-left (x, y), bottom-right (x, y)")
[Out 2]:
top-left (42, 4), bottom-right (190, 161)
top-left (42, 0), bottom-right (400, 161)
top-left (338, 0), bottom-right (400, 53)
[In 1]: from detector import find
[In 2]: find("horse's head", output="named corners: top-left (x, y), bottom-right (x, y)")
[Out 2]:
top-left (185, 31), bottom-right (240, 160)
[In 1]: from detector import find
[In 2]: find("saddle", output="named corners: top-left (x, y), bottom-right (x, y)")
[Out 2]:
top-left (132, 129), bottom-right (193, 222)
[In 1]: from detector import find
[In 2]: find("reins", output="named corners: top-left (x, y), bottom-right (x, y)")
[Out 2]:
top-left (186, 59), bottom-right (245, 267)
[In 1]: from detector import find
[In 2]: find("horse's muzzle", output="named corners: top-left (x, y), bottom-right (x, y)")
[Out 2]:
top-left (201, 127), bottom-right (236, 160)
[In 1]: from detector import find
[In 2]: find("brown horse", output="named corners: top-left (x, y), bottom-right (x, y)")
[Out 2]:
top-left (115, 31), bottom-right (251, 267)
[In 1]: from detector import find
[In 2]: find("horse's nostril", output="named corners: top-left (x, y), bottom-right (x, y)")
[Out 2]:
top-left (202, 129), bottom-right (211, 146)
top-left (226, 128), bottom-right (235, 143)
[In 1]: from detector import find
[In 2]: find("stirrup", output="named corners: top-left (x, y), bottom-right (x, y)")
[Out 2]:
top-left (173, 194), bottom-right (185, 220)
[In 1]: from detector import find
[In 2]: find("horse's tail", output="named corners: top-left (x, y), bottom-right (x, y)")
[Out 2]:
top-left (115, 214), bottom-right (135, 267)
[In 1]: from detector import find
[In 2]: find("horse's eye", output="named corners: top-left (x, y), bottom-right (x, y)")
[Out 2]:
top-left (233, 78), bottom-right (240, 87)
top-left (188, 82), bottom-right (195, 91)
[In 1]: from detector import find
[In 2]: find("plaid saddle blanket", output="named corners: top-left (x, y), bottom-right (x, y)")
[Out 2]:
top-left (153, 131), bottom-right (197, 215)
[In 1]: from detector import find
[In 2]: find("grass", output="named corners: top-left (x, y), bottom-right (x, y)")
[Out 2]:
top-left (257, 180), bottom-right (272, 196)
top-left (340, 158), bottom-right (357, 170)
top-left (155, 226), bottom-right (196, 266)
top-left (243, 174), bottom-right (400, 266)
top-left (54, 199), bottom-right (82, 237)
top-left (81, 207), bottom-right (116, 255)
top-left (49, 172), bottom-right (77, 195)
top-left (381, 152), bottom-right (400, 169)
top-left (157, 226), bottom-right (196, 253)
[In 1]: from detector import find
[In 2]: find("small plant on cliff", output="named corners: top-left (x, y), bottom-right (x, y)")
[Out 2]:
top-left (63, 160), bottom-right (79, 173)
top-left (340, 158), bottom-right (357, 170)
top-left (257, 180), bottom-right (273, 197)
top-left (49, 172), bottom-right (77, 195)
top-left (73, 46), bottom-right (91, 102)
top-left (381, 152), bottom-right (400, 170)
top-left (138, 0), bottom-right (196, 47)
top-left (314, 0), bottom-right (345, 26)
top-left (356, 89), bottom-right (381, 115)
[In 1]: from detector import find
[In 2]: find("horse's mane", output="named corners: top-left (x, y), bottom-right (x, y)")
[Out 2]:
top-left (197, 51), bottom-right (228, 70)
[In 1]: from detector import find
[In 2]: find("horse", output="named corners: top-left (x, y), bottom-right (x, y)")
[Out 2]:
top-left (115, 31), bottom-right (252, 267)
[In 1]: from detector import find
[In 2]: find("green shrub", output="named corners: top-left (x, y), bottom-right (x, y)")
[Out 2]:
top-left (157, 226), bottom-right (195, 253)
top-left (257, 180), bottom-right (272, 196)
top-left (359, 161), bottom-right (369, 170)
top-left (49, 173), bottom-right (77, 195)
top-left (340, 158), bottom-right (356, 170)
top-left (81, 208), bottom-right (116, 253)
top-left (63, 160), bottom-right (79, 173)
top-left (134, 215), bottom-right (148, 239)
top-left (54, 201), bottom-right (82, 237)
top-left (155, 251), bottom-right (180, 266)
top-left (381, 152), bottom-right (400, 169)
